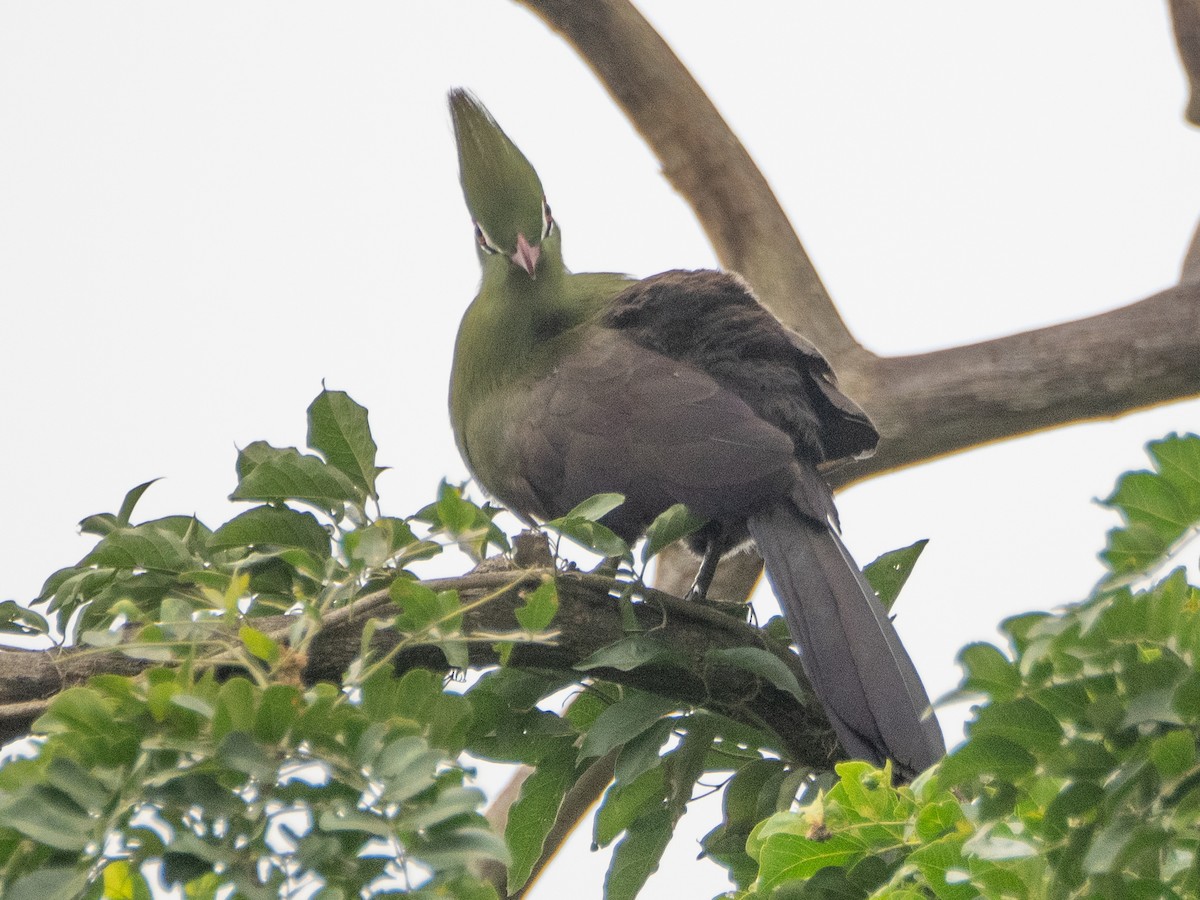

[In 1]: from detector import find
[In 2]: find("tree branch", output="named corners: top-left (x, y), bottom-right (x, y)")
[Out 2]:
top-left (517, 0), bottom-right (860, 360)
top-left (836, 280), bottom-right (1200, 484)
top-left (0, 569), bottom-right (837, 768)
top-left (1170, 0), bottom-right (1200, 126)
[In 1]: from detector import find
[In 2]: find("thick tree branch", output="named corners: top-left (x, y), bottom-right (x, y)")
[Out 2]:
top-left (0, 569), bottom-right (837, 768)
top-left (1184, 216), bottom-right (1200, 283)
top-left (517, 0), bottom-right (860, 360)
top-left (1171, 0), bottom-right (1200, 126)
top-left (836, 280), bottom-right (1200, 484)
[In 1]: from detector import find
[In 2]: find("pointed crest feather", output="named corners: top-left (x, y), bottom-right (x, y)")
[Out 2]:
top-left (449, 89), bottom-right (545, 253)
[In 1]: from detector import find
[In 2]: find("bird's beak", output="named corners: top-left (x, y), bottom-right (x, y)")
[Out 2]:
top-left (511, 232), bottom-right (540, 278)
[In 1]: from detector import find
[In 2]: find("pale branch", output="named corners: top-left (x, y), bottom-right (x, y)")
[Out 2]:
top-left (516, 0), bottom-right (858, 360)
top-left (1171, 0), bottom-right (1200, 126)
top-left (0, 569), bottom-right (838, 768)
top-left (1185, 215), bottom-right (1200, 283)
top-left (837, 279), bottom-right (1200, 484)
top-left (509, 751), bottom-right (620, 900)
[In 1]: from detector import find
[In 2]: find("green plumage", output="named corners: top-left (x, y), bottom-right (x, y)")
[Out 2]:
top-left (449, 90), bottom-right (546, 256)
top-left (448, 89), bottom-right (631, 511)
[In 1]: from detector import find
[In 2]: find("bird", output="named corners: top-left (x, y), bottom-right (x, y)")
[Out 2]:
top-left (446, 89), bottom-right (945, 778)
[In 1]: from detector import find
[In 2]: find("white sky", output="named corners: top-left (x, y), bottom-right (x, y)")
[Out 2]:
top-left (2, 3), bottom-right (1199, 897)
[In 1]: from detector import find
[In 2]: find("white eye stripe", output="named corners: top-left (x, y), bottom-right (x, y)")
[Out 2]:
top-left (474, 222), bottom-right (500, 254)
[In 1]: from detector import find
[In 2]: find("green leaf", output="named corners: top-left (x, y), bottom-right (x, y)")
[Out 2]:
top-left (1043, 780), bottom-right (1104, 841)
top-left (35, 686), bottom-right (119, 740)
top-left (391, 578), bottom-right (441, 631)
top-left (515, 579), bottom-right (558, 632)
top-left (707, 646), bottom-right (805, 703)
top-left (254, 684), bottom-right (300, 742)
top-left (416, 826), bottom-right (511, 869)
top-left (915, 798), bottom-right (965, 842)
top-left (307, 389), bottom-right (382, 498)
top-left (0, 786), bottom-right (93, 850)
top-left (160, 853), bottom-right (214, 890)
top-left (907, 836), bottom-right (975, 900)
top-left (317, 805), bottom-right (394, 839)
top-left (1150, 728), bottom-right (1196, 779)
top-left (217, 731), bottom-right (276, 780)
top-left (506, 749), bottom-right (575, 891)
top-left (957, 642), bottom-right (1021, 700)
top-left (970, 697), bottom-right (1064, 753)
top-left (396, 785), bottom-right (487, 831)
top-left (1151, 432), bottom-right (1200, 499)
top-left (565, 493), bottom-right (626, 522)
top-left (595, 766), bottom-right (667, 848)
top-left (239, 624), bottom-right (280, 663)
top-left (614, 718), bottom-right (673, 786)
top-left (6, 868), bottom-right (91, 900)
top-left (0, 600), bottom-right (50, 636)
top-left (576, 634), bottom-right (677, 672)
top-left (862, 539), bottom-right (927, 611)
top-left (391, 581), bottom-right (464, 649)
top-left (213, 677), bottom-right (256, 738)
top-left (721, 759), bottom-right (789, 833)
top-left (544, 515), bottom-right (630, 559)
top-left (347, 524), bottom-right (389, 569)
top-left (940, 733), bottom-right (1036, 782)
top-left (46, 757), bottom-right (112, 814)
top-left (116, 478), bottom-right (162, 527)
top-left (578, 692), bottom-right (679, 762)
top-left (210, 505), bottom-right (331, 558)
top-left (232, 441), bottom-right (363, 514)
top-left (417, 482), bottom-right (509, 560)
top-left (374, 736), bottom-right (442, 803)
top-left (604, 806), bottom-right (673, 900)
top-left (757, 832), bottom-right (866, 892)
top-left (1101, 433), bottom-right (1200, 580)
top-left (641, 504), bottom-right (706, 564)
top-left (82, 524), bottom-right (194, 573)
top-left (102, 860), bottom-right (144, 900)
top-left (434, 481), bottom-right (478, 534)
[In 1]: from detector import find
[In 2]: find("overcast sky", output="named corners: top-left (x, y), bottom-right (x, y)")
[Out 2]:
top-left (2, 3), bottom-right (1199, 897)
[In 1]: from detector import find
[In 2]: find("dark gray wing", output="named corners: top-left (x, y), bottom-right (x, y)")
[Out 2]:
top-left (602, 269), bottom-right (878, 464)
top-left (511, 327), bottom-right (803, 541)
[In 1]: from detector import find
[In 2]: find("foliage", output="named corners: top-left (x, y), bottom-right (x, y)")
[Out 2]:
top-left (2, 393), bottom-right (1197, 899)
top-left (1, 391), bottom-right (513, 898)
top-left (727, 433), bottom-right (1200, 899)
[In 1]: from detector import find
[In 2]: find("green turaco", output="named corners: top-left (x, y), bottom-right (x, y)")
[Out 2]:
top-left (447, 88), bottom-right (944, 778)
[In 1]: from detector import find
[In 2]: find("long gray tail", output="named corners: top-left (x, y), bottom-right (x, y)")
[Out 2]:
top-left (747, 503), bottom-right (944, 778)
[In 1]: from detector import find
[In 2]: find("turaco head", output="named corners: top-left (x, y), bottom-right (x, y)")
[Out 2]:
top-left (449, 89), bottom-right (560, 280)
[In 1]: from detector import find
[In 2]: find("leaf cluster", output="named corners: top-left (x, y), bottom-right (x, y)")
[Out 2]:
top-left (725, 433), bottom-right (1200, 899)
top-left (0, 391), bottom-right (516, 897)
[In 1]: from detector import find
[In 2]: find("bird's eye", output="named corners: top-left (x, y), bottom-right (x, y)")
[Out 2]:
top-left (542, 199), bottom-right (555, 239)
top-left (474, 223), bottom-right (499, 254)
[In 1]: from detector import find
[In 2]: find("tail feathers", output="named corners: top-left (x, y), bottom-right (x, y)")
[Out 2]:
top-left (747, 503), bottom-right (945, 778)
